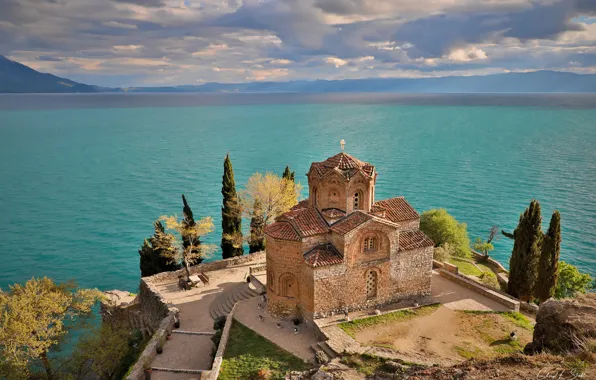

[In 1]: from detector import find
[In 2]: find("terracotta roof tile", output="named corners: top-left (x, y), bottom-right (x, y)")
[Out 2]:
top-left (264, 222), bottom-right (301, 241)
top-left (278, 207), bottom-right (329, 237)
top-left (373, 197), bottom-right (419, 223)
top-left (330, 211), bottom-right (372, 235)
top-left (309, 152), bottom-right (375, 180)
top-left (399, 230), bottom-right (434, 251)
top-left (291, 199), bottom-right (309, 211)
top-left (304, 244), bottom-right (343, 267)
top-left (321, 208), bottom-right (346, 219)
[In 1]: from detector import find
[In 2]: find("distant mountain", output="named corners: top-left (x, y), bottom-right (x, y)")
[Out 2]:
top-left (1, 55), bottom-right (595, 93)
top-left (0, 55), bottom-right (97, 93)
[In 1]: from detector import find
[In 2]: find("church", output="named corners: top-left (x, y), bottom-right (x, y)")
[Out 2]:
top-left (264, 149), bottom-right (435, 319)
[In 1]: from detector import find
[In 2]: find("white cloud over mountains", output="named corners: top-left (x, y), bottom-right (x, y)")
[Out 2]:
top-left (0, 0), bottom-right (595, 86)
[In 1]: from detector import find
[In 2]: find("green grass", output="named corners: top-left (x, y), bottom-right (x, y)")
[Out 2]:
top-left (448, 257), bottom-right (483, 276)
top-left (218, 320), bottom-right (307, 380)
top-left (338, 304), bottom-right (440, 338)
top-left (474, 261), bottom-right (495, 274)
top-left (460, 310), bottom-right (533, 331)
top-left (340, 354), bottom-right (389, 376)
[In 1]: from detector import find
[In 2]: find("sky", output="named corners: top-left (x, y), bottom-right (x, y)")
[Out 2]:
top-left (1, 0), bottom-right (596, 87)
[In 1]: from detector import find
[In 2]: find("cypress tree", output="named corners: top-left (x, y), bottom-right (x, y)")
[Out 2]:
top-left (506, 200), bottom-right (543, 301)
top-left (182, 194), bottom-right (203, 265)
top-left (535, 211), bottom-right (562, 302)
top-left (221, 154), bottom-right (244, 258)
top-left (139, 220), bottom-right (180, 277)
top-left (248, 199), bottom-right (266, 253)
top-left (282, 165), bottom-right (295, 182)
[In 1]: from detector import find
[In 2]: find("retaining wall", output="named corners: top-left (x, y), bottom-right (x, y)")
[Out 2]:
top-left (201, 303), bottom-right (238, 380)
top-left (144, 252), bottom-right (265, 284)
top-left (439, 269), bottom-right (520, 311)
top-left (470, 250), bottom-right (508, 273)
top-left (125, 309), bottom-right (178, 380)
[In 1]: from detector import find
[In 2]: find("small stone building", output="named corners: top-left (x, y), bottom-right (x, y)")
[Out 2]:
top-left (264, 152), bottom-right (434, 319)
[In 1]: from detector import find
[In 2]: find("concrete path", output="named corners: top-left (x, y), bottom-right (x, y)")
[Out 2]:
top-left (234, 296), bottom-right (318, 362)
top-left (430, 270), bottom-right (510, 312)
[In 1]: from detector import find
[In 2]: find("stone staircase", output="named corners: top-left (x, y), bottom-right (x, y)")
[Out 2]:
top-left (208, 282), bottom-right (262, 320)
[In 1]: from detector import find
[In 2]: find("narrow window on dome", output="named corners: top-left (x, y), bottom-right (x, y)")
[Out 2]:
top-left (354, 191), bottom-right (362, 210)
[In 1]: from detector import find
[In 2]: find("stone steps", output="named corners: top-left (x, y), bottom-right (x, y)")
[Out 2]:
top-left (318, 341), bottom-right (338, 359)
top-left (208, 283), bottom-right (262, 320)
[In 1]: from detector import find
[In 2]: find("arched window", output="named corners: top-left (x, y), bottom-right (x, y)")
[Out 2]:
top-left (366, 270), bottom-right (378, 299)
top-left (363, 237), bottom-right (377, 252)
top-left (313, 187), bottom-right (318, 206)
top-left (354, 191), bottom-right (362, 210)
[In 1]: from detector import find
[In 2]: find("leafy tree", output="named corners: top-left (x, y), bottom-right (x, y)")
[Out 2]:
top-left (248, 199), bottom-right (266, 253)
top-left (69, 322), bottom-right (131, 380)
top-left (138, 220), bottom-right (180, 277)
top-left (0, 278), bottom-right (101, 380)
top-left (473, 225), bottom-right (498, 259)
top-left (433, 242), bottom-right (453, 262)
top-left (282, 166), bottom-right (295, 182)
top-left (221, 154), bottom-right (244, 259)
top-left (419, 209), bottom-right (471, 258)
top-left (182, 194), bottom-right (204, 265)
top-left (536, 211), bottom-right (562, 302)
top-left (159, 214), bottom-right (216, 280)
top-left (239, 172), bottom-right (301, 225)
top-left (555, 261), bottom-right (593, 299)
top-left (503, 200), bottom-right (543, 301)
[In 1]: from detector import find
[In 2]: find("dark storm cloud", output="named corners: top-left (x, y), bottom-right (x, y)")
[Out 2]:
top-left (110, 0), bottom-right (165, 7)
top-left (38, 55), bottom-right (63, 61)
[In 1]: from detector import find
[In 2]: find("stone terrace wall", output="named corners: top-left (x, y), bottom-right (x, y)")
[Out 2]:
top-left (125, 309), bottom-right (178, 380)
top-left (471, 250), bottom-right (508, 273)
top-left (139, 279), bottom-right (171, 333)
top-left (439, 269), bottom-right (520, 311)
top-left (201, 303), bottom-right (238, 380)
top-left (145, 252), bottom-right (265, 283)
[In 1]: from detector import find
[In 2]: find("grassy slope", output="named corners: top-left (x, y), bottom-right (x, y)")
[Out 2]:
top-left (218, 320), bottom-right (307, 380)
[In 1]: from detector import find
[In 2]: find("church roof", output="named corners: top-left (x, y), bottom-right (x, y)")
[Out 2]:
top-left (399, 230), bottom-right (435, 251)
top-left (308, 152), bottom-right (375, 180)
top-left (304, 243), bottom-right (343, 267)
top-left (321, 208), bottom-right (346, 219)
top-left (330, 211), bottom-right (372, 235)
top-left (373, 197), bottom-right (420, 223)
top-left (264, 221), bottom-right (301, 241)
top-left (277, 207), bottom-right (329, 237)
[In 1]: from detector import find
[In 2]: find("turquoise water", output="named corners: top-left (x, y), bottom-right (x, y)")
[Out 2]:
top-left (0, 94), bottom-right (595, 292)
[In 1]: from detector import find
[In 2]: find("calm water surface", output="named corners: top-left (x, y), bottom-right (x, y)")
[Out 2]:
top-left (0, 93), bottom-right (595, 292)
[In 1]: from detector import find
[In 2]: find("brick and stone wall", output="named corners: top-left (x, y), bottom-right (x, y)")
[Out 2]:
top-left (144, 252), bottom-right (265, 283)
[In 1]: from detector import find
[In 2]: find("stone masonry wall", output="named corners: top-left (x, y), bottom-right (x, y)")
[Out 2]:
top-left (144, 251), bottom-right (265, 283)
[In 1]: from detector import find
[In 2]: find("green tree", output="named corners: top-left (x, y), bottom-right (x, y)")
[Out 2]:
top-left (221, 154), bottom-right (244, 259)
top-left (138, 220), bottom-right (180, 277)
top-left (555, 261), bottom-right (593, 299)
top-left (182, 194), bottom-right (204, 265)
top-left (433, 242), bottom-right (454, 262)
top-left (0, 278), bottom-right (101, 380)
top-left (248, 199), bottom-right (266, 253)
top-left (419, 209), bottom-right (471, 258)
top-left (69, 322), bottom-right (131, 380)
top-left (473, 225), bottom-right (498, 259)
top-left (160, 214), bottom-right (216, 280)
top-left (536, 211), bottom-right (562, 302)
top-left (282, 165), bottom-right (295, 182)
top-left (503, 200), bottom-right (543, 301)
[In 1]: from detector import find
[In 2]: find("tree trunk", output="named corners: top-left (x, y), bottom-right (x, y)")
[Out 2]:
top-left (41, 352), bottom-right (53, 380)
top-left (184, 259), bottom-right (191, 280)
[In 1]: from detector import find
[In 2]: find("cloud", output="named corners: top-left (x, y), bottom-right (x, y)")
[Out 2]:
top-left (325, 56), bottom-right (348, 67)
top-left (102, 20), bottom-right (138, 29)
top-left (1, 0), bottom-right (595, 86)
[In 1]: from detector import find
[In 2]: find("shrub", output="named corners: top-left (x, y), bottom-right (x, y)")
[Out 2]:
top-left (480, 271), bottom-right (500, 289)
top-left (433, 243), bottom-right (453, 262)
top-left (420, 209), bottom-right (471, 258)
top-left (214, 315), bottom-right (227, 331)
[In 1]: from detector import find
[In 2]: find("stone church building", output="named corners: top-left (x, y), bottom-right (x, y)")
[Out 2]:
top-left (264, 152), bottom-right (435, 319)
